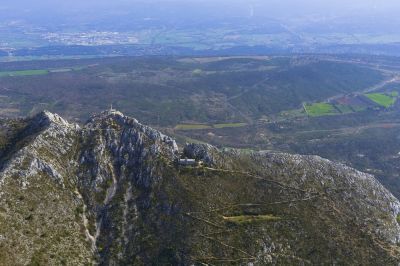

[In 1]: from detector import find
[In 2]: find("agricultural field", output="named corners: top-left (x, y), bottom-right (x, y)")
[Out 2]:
top-left (174, 124), bottom-right (212, 130)
top-left (0, 69), bottom-right (49, 77)
top-left (304, 103), bottom-right (338, 117)
top-left (0, 66), bottom-right (90, 78)
top-left (302, 91), bottom-right (398, 118)
top-left (365, 93), bottom-right (397, 108)
top-left (213, 123), bottom-right (248, 129)
top-left (334, 104), bottom-right (354, 114)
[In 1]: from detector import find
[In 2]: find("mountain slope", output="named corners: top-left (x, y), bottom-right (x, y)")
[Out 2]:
top-left (0, 110), bottom-right (400, 265)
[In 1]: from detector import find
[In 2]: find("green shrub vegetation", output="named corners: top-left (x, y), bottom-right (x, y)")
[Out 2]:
top-left (0, 55), bottom-right (385, 125)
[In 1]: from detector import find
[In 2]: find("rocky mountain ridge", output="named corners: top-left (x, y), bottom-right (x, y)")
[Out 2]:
top-left (0, 110), bottom-right (400, 265)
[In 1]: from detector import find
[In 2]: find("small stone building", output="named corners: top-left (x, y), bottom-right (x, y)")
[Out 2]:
top-left (179, 158), bottom-right (197, 166)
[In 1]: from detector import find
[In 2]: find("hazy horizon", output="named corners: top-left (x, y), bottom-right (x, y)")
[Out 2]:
top-left (2, 0), bottom-right (400, 18)
top-left (1, 0), bottom-right (400, 56)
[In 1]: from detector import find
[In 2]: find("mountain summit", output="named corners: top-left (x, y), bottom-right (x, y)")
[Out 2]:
top-left (0, 110), bottom-right (400, 265)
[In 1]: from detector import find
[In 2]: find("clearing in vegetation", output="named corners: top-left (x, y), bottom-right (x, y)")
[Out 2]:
top-left (223, 215), bottom-right (281, 224)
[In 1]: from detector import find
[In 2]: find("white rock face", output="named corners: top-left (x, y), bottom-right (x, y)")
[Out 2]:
top-left (0, 111), bottom-right (80, 193)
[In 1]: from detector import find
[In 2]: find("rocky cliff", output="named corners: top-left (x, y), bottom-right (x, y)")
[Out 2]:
top-left (1, 110), bottom-right (400, 265)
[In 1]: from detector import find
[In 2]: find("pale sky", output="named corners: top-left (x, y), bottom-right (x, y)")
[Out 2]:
top-left (1, 0), bottom-right (399, 27)
top-left (2, 0), bottom-right (399, 12)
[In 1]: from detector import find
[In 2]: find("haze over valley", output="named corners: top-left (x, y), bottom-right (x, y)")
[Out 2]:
top-left (1, 0), bottom-right (400, 58)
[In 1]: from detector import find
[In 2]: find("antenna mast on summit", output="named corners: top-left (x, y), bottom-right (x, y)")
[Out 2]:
top-left (110, 86), bottom-right (115, 111)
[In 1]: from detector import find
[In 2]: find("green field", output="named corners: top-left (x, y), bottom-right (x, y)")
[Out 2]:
top-left (304, 103), bottom-right (338, 117)
top-left (0, 66), bottom-right (88, 77)
top-left (174, 124), bottom-right (212, 130)
top-left (335, 104), bottom-right (354, 114)
top-left (0, 69), bottom-right (49, 77)
top-left (213, 123), bottom-right (247, 129)
top-left (365, 93), bottom-right (397, 108)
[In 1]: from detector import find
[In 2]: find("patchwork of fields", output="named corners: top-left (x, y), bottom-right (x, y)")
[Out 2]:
top-left (303, 92), bottom-right (398, 117)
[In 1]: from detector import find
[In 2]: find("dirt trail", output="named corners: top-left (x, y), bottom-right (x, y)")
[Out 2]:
top-left (294, 122), bottom-right (400, 136)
